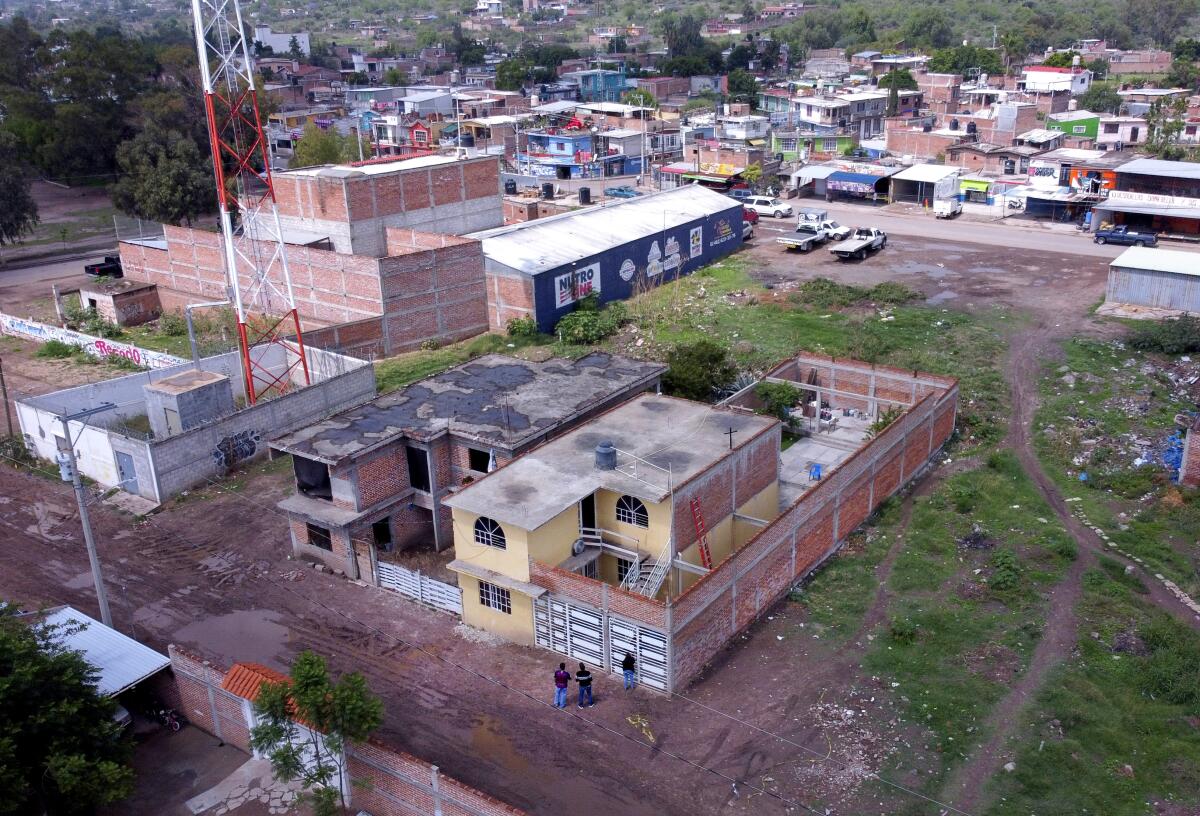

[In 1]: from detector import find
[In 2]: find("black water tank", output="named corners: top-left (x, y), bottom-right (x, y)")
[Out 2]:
top-left (966, 121), bottom-right (977, 135)
top-left (923, 123), bottom-right (933, 133)
top-left (542, 182), bottom-right (554, 199)
top-left (950, 118), bottom-right (960, 131)
top-left (595, 441), bottom-right (617, 470)
top-left (460, 134), bottom-right (475, 147)
top-left (579, 186), bottom-right (591, 205)
top-left (504, 179), bottom-right (517, 195)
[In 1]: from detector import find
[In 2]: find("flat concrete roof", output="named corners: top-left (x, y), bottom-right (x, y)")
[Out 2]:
top-left (79, 278), bottom-right (157, 296)
top-left (271, 352), bottom-right (664, 465)
top-left (143, 369), bottom-right (229, 395)
top-left (444, 394), bottom-right (777, 530)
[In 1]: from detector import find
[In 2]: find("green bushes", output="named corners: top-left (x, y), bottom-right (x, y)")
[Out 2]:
top-left (662, 339), bottom-right (737, 401)
top-left (1138, 616), bottom-right (1200, 706)
top-left (754, 381), bottom-right (800, 421)
top-left (788, 278), bottom-right (920, 310)
top-left (158, 312), bottom-right (188, 337)
top-left (35, 340), bottom-right (76, 359)
top-left (63, 303), bottom-right (124, 339)
top-left (506, 316), bottom-right (538, 338)
top-left (889, 615), bottom-right (918, 644)
top-left (990, 548), bottom-right (1021, 591)
top-left (1127, 314), bottom-right (1200, 354)
top-left (554, 297), bottom-right (627, 344)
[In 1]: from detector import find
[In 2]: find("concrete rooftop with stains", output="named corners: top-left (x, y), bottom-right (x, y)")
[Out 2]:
top-left (270, 352), bottom-right (664, 465)
top-left (444, 394), bottom-right (778, 530)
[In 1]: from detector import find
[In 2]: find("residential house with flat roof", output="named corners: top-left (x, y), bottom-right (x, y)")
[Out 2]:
top-left (271, 353), bottom-right (664, 581)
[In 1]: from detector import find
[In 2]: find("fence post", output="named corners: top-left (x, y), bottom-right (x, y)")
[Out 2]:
top-left (206, 685), bottom-right (224, 743)
top-left (417, 569), bottom-right (424, 604)
top-left (431, 765), bottom-right (444, 816)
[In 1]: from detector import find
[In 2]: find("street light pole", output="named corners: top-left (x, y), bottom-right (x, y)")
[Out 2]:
top-left (56, 405), bottom-right (116, 627)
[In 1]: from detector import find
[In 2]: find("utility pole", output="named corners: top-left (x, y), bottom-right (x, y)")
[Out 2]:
top-left (55, 405), bottom-right (116, 627)
top-left (0, 356), bottom-right (12, 439)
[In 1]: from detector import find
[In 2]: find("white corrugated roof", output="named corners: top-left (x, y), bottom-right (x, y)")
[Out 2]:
top-left (471, 186), bottom-right (739, 276)
top-left (1111, 246), bottom-right (1200, 277)
top-left (892, 163), bottom-right (960, 183)
top-left (1117, 157), bottom-right (1200, 180)
top-left (43, 607), bottom-right (170, 697)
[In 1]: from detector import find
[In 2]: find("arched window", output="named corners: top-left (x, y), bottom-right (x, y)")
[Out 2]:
top-left (474, 516), bottom-right (506, 550)
top-left (615, 495), bottom-right (649, 528)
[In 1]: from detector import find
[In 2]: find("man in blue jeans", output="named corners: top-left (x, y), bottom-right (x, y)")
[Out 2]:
top-left (575, 663), bottom-right (594, 707)
top-left (553, 662), bottom-right (570, 708)
top-left (621, 652), bottom-right (636, 690)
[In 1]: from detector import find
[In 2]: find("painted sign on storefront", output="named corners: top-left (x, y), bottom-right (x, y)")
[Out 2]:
top-left (554, 263), bottom-right (602, 308)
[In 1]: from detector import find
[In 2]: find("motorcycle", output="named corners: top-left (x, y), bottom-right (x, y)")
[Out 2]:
top-left (1007, 198), bottom-right (1024, 210)
top-left (154, 706), bottom-right (185, 732)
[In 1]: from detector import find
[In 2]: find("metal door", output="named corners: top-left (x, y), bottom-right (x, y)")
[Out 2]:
top-left (535, 598), bottom-right (605, 670)
top-left (609, 617), bottom-right (669, 691)
top-left (114, 451), bottom-right (138, 494)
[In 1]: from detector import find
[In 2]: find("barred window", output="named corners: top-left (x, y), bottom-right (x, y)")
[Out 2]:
top-left (616, 557), bottom-right (634, 584)
top-left (615, 495), bottom-right (649, 528)
top-left (478, 581), bottom-right (511, 614)
top-left (474, 516), bottom-right (507, 550)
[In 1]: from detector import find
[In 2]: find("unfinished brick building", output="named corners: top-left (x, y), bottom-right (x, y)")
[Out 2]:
top-left (440, 352), bottom-right (958, 692)
top-left (270, 353), bottom-right (663, 580)
top-left (118, 154), bottom-right (504, 356)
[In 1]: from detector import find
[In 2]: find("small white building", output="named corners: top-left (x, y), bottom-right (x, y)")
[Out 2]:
top-left (1097, 116), bottom-right (1147, 151)
top-left (253, 24), bottom-right (310, 56)
top-left (1021, 65), bottom-right (1092, 95)
top-left (718, 114), bottom-right (771, 141)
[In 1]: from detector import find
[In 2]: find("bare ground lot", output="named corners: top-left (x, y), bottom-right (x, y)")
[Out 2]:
top-left (4, 215), bottom-right (1200, 814)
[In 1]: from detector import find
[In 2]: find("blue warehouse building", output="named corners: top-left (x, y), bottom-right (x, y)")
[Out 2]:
top-left (472, 186), bottom-right (745, 333)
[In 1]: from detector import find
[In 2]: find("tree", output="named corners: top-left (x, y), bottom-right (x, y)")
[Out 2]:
top-left (1127, 0), bottom-right (1198, 48)
top-left (741, 161), bottom-right (763, 190)
top-left (1145, 97), bottom-right (1188, 158)
top-left (290, 123), bottom-right (367, 168)
top-left (449, 23), bottom-right (485, 66)
top-left (0, 603), bottom-right (134, 813)
top-left (622, 88), bottom-right (657, 108)
top-left (1077, 84), bottom-right (1123, 114)
top-left (1173, 38), bottom-right (1200, 61)
top-left (495, 58), bottom-right (530, 91)
top-left (111, 128), bottom-right (216, 226)
top-left (346, 71), bottom-right (369, 86)
top-left (250, 651), bottom-right (383, 816)
top-left (1042, 50), bottom-right (1079, 68)
top-left (607, 35), bottom-right (628, 53)
top-left (845, 7), bottom-right (875, 45)
top-left (878, 68), bottom-right (917, 90)
top-left (928, 45), bottom-right (1004, 77)
top-left (659, 13), bottom-right (705, 57)
top-left (901, 8), bottom-right (954, 50)
top-left (382, 68), bottom-right (409, 86)
top-left (662, 339), bottom-right (737, 401)
top-left (287, 35), bottom-right (305, 62)
top-left (726, 44), bottom-right (755, 70)
top-left (727, 68), bottom-right (758, 103)
top-left (1166, 58), bottom-right (1200, 91)
top-left (1000, 31), bottom-right (1029, 73)
top-left (0, 130), bottom-right (38, 246)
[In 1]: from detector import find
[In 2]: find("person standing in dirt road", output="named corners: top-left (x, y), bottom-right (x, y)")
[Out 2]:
top-left (575, 663), bottom-right (594, 708)
top-left (553, 662), bottom-right (570, 708)
top-left (621, 652), bottom-right (636, 690)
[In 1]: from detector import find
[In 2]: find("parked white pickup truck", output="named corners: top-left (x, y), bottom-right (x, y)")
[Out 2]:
top-left (933, 198), bottom-right (963, 219)
top-left (829, 227), bottom-right (887, 260)
top-left (777, 222), bottom-right (831, 252)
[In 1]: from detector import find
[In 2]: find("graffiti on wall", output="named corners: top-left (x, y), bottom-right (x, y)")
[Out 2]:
top-left (212, 429), bottom-right (262, 469)
top-left (0, 312), bottom-right (185, 370)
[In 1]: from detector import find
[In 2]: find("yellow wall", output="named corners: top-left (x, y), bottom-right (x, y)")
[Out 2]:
top-left (595, 489), bottom-right (672, 558)
top-left (451, 508), bottom-right (532, 581)
top-left (737, 482), bottom-right (780, 522)
top-left (672, 482), bottom-right (779, 593)
top-left (458, 575), bottom-right (536, 645)
top-left (526, 506), bottom-right (580, 571)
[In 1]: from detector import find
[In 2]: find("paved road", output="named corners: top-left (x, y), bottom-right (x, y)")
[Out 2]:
top-left (0, 253), bottom-right (105, 291)
top-left (756, 200), bottom-right (1200, 259)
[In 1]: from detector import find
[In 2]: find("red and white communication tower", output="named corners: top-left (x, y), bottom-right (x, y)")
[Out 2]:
top-left (189, 0), bottom-right (309, 404)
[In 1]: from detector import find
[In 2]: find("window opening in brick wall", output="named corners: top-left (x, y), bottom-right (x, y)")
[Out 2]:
top-left (616, 495), bottom-right (649, 527)
top-left (406, 446), bottom-right (431, 492)
top-left (306, 523), bottom-right (333, 551)
top-left (479, 581), bottom-right (511, 613)
top-left (468, 447), bottom-right (491, 472)
top-left (582, 559), bottom-right (598, 579)
top-left (372, 518), bottom-right (392, 551)
top-left (474, 516), bottom-right (506, 549)
top-left (294, 456), bottom-right (332, 500)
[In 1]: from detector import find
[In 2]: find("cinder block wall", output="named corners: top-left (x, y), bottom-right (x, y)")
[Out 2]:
top-left (670, 374), bottom-right (958, 689)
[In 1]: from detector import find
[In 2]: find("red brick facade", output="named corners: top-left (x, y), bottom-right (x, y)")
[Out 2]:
top-left (166, 647), bottom-right (524, 816)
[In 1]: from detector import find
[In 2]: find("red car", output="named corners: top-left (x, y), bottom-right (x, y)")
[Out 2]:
top-left (742, 206), bottom-right (759, 224)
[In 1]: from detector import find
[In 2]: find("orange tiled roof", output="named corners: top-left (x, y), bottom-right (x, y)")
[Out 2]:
top-left (220, 663), bottom-right (290, 702)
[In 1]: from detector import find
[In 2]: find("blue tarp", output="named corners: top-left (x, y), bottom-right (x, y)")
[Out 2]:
top-left (827, 171), bottom-right (885, 193)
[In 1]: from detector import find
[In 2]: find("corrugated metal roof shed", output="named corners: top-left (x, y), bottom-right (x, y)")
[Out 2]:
top-left (892, 164), bottom-right (960, 183)
top-left (43, 607), bottom-right (169, 697)
top-left (1110, 246), bottom-right (1200, 277)
top-left (470, 185), bottom-right (738, 276)
top-left (1116, 157), bottom-right (1200, 180)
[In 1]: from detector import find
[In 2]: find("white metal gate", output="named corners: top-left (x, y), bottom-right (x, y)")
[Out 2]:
top-left (534, 598), bottom-right (606, 669)
top-left (535, 598), bottom-right (669, 689)
top-left (609, 617), bottom-right (669, 691)
top-left (377, 562), bottom-right (463, 615)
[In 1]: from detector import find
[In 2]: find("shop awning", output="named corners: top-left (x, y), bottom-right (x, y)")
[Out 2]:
top-left (1095, 200), bottom-right (1200, 220)
top-left (827, 171), bottom-right (884, 193)
top-left (960, 178), bottom-right (992, 192)
top-left (748, 138), bottom-right (767, 146)
top-left (684, 173), bottom-right (736, 184)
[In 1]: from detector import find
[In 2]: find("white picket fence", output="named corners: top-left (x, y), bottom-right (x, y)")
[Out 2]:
top-left (376, 561), bottom-right (463, 615)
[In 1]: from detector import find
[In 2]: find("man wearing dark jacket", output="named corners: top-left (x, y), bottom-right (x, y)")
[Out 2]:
top-left (621, 652), bottom-right (636, 690)
top-left (575, 663), bottom-right (594, 708)
top-left (554, 662), bottom-right (570, 708)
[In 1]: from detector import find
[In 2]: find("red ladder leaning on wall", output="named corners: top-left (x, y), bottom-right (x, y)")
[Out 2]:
top-left (690, 497), bottom-right (713, 569)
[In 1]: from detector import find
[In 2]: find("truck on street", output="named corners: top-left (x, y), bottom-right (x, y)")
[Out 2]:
top-left (1093, 225), bottom-right (1158, 247)
top-left (934, 198), bottom-right (963, 218)
top-left (829, 227), bottom-right (887, 260)
top-left (796, 209), bottom-right (852, 240)
top-left (777, 222), bottom-right (832, 252)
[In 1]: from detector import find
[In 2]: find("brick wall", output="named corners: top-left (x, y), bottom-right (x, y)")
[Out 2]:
top-left (1180, 423), bottom-right (1200, 487)
top-left (356, 447), bottom-right (412, 510)
top-left (166, 648), bottom-right (524, 816)
top-left (669, 376), bottom-right (958, 689)
top-left (484, 270), bottom-right (536, 332)
top-left (529, 561), bottom-right (668, 628)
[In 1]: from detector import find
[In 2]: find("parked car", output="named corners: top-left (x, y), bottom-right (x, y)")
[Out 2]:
top-left (742, 220), bottom-right (754, 240)
top-left (829, 227), bottom-right (887, 260)
top-left (85, 255), bottom-right (123, 279)
top-left (745, 196), bottom-right (794, 219)
top-left (1093, 225), bottom-right (1158, 247)
top-left (727, 188), bottom-right (753, 202)
top-left (777, 222), bottom-right (830, 252)
top-left (604, 185), bottom-right (641, 199)
top-left (742, 206), bottom-right (759, 224)
top-left (933, 198), bottom-right (963, 219)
